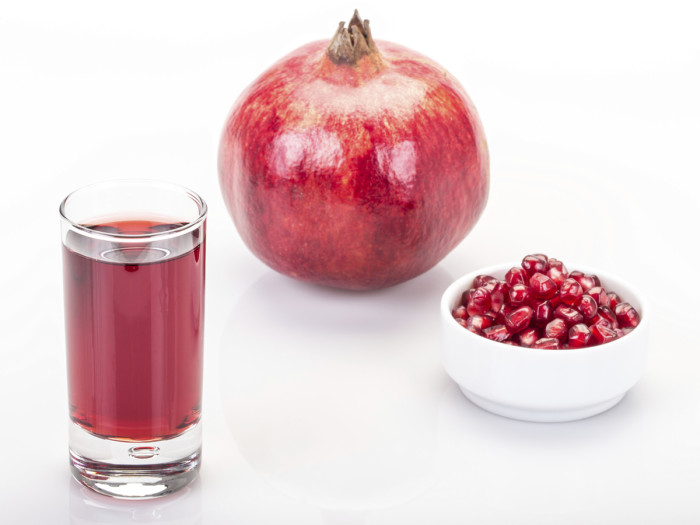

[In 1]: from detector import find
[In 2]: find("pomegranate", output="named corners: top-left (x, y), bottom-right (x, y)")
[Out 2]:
top-left (451, 254), bottom-right (641, 349)
top-left (218, 11), bottom-right (489, 290)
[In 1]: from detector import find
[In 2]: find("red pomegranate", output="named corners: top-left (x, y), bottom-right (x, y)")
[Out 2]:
top-left (218, 11), bottom-right (489, 290)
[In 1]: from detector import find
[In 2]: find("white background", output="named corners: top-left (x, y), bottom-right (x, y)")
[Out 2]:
top-left (1, 0), bottom-right (699, 522)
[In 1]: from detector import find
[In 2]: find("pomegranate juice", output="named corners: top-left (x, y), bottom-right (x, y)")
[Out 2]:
top-left (63, 219), bottom-right (205, 441)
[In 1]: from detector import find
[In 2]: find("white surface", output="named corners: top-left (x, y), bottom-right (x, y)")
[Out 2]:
top-left (1, 0), bottom-right (699, 522)
top-left (441, 264), bottom-right (650, 422)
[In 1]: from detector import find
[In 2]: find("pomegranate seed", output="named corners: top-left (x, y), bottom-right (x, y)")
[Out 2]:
top-left (531, 300), bottom-right (554, 325)
top-left (576, 295), bottom-right (598, 319)
top-left (483, 324), bottom-right (511, 342)
top-left (590, 313), bottom-right (611, 329)
top-left (597, 305), bottom-right (619, 328)
top-left (590, 323), bottom-right (618, 345)
top-left (549, 292), bottom-right (562, 308)
top-left (547, 257), bottom-right (565, 271)
top-left (607, 292), bottom-right (621, 309)
top-left (505, 306), bottom-right (534, 333)
top-left (508, 283), bottom-right (531, 305)
top-left (466, 287), bottom-right (491, 316)
top-left (529, 272), bottom-right (558, 299)
top-left (568, 323), bottom-right (592, 348)
top-left (568, 270), bottom-right (583, 280)
top-left (505, 267), bottom-right (528, 287)
top-left (455, 317), bottom-right (473, 331)
top-left (532, 337), bottom-right (561, 350)
top-left (545, 318), bottom-right (568, 341)
top-left (466, 314), bottom-right (493, 332)
top-left (461, 288), bottom-right (475, 307)
top-left (494, 303), bottom-right (516, 325)
top-left (452, 305), bottom-right (469, 320)
top-left (454, 254), bottom-right (641, 348)
top-left (615, 302), bottom-right (640, 328)
top-left (586, 286), bottom-right (609, 308)
top-left (533, 253), bottom-right (550, 272)
top-left (517, 327), bottom-right (539, 347)
top-left (559, 278), bottom-right (583, 306)
top-left (569, 271), bottom-right (597, 292)
top-left (546, 258), bottom-right (568, 285)
top-left (522, 254), bottom-right (547, 276)
top-left (473, 275), bottom-right (497, 289)
top-left (490, 281), bottom-right (508, 313)
top-left (554, 304), bottom-right (584, 326)
top-left (484, 309), bottom-right (499, 320)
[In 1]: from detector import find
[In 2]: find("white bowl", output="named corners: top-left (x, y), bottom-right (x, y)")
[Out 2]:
top-left (441, 263), bottom-right (650, 422)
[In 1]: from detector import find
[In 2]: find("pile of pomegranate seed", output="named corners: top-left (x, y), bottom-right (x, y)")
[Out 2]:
top-left (452, 254), bottom-right (641, 349)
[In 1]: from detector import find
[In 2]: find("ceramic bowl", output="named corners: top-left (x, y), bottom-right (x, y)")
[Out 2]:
top-left (441, 263), bottom-right (650, 422)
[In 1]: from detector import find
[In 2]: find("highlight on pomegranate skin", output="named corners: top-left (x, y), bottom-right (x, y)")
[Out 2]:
top-left (451, 254), bottom-right (641, 349)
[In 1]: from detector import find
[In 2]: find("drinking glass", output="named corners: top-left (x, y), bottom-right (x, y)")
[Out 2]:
top-left (60, 180), bottom-right (207, 498)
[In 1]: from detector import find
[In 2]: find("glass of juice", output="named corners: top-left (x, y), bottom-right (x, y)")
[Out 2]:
top-left (60, 180), bottom-right (207, 498)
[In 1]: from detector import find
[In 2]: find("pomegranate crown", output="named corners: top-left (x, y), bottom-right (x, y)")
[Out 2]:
top-left (326, 10), bottom-right (381, 66)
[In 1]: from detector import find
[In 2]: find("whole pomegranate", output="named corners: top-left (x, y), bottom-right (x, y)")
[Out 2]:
top-left (219, 11), bottom-right (489, 290)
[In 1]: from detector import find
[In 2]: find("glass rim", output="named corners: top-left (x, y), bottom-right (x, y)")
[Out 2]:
top-left (59, 179), bottom-right (208, 242)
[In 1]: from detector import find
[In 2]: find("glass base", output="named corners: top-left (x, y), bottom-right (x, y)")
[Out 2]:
top-left (69, 422), bottom-right (201, 499)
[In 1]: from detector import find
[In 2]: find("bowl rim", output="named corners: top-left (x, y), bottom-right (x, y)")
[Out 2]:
top-left (441, 262), bottom-right (650, 355)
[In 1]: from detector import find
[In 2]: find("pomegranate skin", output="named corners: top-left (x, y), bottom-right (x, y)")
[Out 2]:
top-left (218, 33), bottom-right (489, 290)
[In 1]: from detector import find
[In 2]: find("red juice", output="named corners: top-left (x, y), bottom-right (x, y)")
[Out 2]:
top-left (63, 219), bottom-right (205, 441)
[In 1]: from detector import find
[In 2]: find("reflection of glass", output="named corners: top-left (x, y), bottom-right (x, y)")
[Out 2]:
top-left (220, 270), bottom-right (449, 521)
top-left (60, 180), bottom-right (207, 498)
top-left (69, 477), bottom-right (202, 524)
